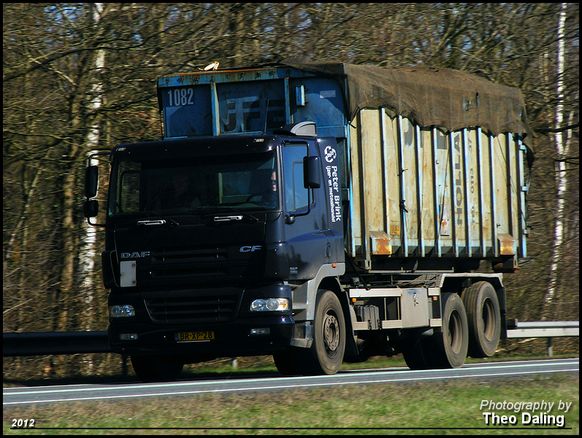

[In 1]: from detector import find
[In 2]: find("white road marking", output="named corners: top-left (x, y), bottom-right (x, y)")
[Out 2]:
top-left (3, 363), bottom-right (578, 406)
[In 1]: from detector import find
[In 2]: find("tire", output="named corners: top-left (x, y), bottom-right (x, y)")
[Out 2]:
top-left (310, 290), bottom-right (346, 374)
top-left (276, 290), bottom-right (346, 376)
top-left (461, 281), bottom-right (501, 358)
top-left (131, 355), bottom-right (183, 382)
top-left (400, 334), bottom-right (432, 370)
top-left (426, 293), bottom-right (469, 368)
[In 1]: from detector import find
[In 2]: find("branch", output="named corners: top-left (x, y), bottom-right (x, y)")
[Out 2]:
top-left (534, 123), bottom-right (579, 134)
top-left (554, 156), bottom-right (579, 165)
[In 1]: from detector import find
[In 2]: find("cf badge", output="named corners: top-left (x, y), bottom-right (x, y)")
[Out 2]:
top-left (240, 245), bottom-right (263, 253)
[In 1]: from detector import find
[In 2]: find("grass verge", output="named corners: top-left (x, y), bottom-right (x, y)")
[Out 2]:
top-left (3, 373), bottom-right (578, 435)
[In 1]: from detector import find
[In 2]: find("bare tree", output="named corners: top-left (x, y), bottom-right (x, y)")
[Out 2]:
top-left (3, 2), bottom-right (578, 379)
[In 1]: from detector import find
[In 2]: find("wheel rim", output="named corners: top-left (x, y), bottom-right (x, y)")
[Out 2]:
top-left (448, 311), bottom-right (462, 354)
top-left (323, 311), bottom-right (340, 353)
top-left (481, 298), bottom-right (496, 341)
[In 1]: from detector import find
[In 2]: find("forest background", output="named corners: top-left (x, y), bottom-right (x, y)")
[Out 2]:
top-left (3, 3), bottom-right (579, 377)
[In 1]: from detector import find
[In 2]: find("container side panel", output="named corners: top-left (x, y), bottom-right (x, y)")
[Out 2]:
top-left (435, 130), bottom-right (453, 254)
top-left (488, 134), bottom-right (498, 256)
top-left (508, 134), bottom-right (519, 246)
top-left (401, 117), bottom-right (419, 253)
top-left (462, 129), bottom-right (472, 257)
top-left (347, 115), bottom-right (526, 267)
top-left (349, 115), bottom-right (362, 257)
top-left (517, 137), bottom-right (528, 258)
top-left (480, 130), bottom-right (493, 256)
top-left (384, 113), bottom-right (402, 251)
top-left (493, 134), bottom-right (509, 237)
top-left (415, 125), bottom-right (424, 257)
top-left (451, 131), bottom-right (466, 254)
top-left (380, 110), bottom-right (391, 240)
top-left (361, 110), bottom-right (385, 241)
top-left (431, 128), bottom-right (442, 257)
top-left (467, 129), bottom-right (481, 255)
top-left (421, 129), bottom-right (435, 246)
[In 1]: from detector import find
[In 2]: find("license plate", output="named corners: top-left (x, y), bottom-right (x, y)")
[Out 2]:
top-left (175, 331), bottom-right (215, 343)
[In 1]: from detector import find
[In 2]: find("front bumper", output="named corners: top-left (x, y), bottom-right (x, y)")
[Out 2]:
top-left (107, 284), bottom-right (295, 359)
top-left (109, 315), bottom-right (294, 359)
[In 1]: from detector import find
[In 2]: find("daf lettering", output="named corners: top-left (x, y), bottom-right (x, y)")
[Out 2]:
top-left (120, 251), bottom-right (151, 259)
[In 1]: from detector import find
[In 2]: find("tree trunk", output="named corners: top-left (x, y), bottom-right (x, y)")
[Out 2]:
top-left (78, 4), bottom-right (105, 342)
top-left (543, 2), bottom-right (568, 319)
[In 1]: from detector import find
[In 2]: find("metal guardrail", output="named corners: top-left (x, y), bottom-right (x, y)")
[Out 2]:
top-left (2, 320), bottom-right (578, 357)
top-left (3, 331), bottom-right (110, 357)
top-left (506, 320), bottom-right (579, 338)
top-left (505, 320), bottom-right (579, 357)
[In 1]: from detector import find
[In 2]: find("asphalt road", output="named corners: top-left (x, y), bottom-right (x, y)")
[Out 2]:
top-left (3, 358), bottom-right (578, 407)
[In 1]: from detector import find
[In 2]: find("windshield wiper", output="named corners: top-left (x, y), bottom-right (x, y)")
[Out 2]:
top-left (213, 215), bottom-right (243, 222)
top-left (213, 213), bottom-right (260, 223)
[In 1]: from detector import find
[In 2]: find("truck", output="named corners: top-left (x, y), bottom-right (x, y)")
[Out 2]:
top-left (83, 62), bottom-right (532, 381)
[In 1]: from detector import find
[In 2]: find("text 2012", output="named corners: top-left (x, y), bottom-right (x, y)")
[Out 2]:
top-left (11, 419), bottom-right (35, 429)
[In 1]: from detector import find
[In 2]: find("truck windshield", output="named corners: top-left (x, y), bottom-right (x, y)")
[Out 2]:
top-left (109, 152), bottom-right (278, 216)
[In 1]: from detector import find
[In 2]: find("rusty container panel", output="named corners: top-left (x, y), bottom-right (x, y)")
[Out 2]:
top-left (382, 111), bottom-right (402, 252)
top-left (348, 109), bottom-right (526, 270)
top-left (348, 116), bottom-right (362, 258)
top-left (434, 129), bottom-right (453, 254)
top-left (467, 129), bottom-right (481, 256)
top-left (493, 135), bottom-right (510, 240)
top-left (360, 109), bottom-right (385, 250)
top-left (509, 134), bottom-right (520, 250)
top-left (451, 131), bottom-right (466, 256)
top-left (401, 116), bottom-right (419, 255)
top-left (480, 129), bottom-right (494, 256)
top-left (420, 128), bottom-right (435, 249)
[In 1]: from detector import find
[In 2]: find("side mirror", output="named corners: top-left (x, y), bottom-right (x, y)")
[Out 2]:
top-left (303, 156), bottom-right (321, 189)
top-left (84, 199), bottom-right (99, 218)
top-left (85, 165), bottom-right (99, 198)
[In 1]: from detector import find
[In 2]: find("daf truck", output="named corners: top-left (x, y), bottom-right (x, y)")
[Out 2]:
top-left (84, 62), bottom-right (532, 381)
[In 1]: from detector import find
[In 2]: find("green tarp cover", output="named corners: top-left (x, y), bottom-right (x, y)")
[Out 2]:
top-left (280, 61), bottom-right (532, 141)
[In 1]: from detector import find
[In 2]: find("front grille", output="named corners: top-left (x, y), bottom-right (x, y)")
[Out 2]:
top-left (144, 291), bottom-right (240, 323)
top-left (149, 248), bottom-right (228, 279)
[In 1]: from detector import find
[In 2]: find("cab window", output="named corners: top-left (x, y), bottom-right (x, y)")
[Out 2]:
top-left (282, 144), bottom-right (309, 213)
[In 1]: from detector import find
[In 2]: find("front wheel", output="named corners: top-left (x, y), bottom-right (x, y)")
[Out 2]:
top-left (274, 290), bottom-right (346, 376)
top-left (311, 290), bottom-right (346, 374)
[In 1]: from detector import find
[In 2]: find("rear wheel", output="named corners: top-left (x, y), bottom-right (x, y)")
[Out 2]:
top-left (462, 281), bottom-right (501, 358)
top-left (427, 293), bottom-right (469, 368)
top-left (131, 355), bottom-right (183, 382)
top-left (400, 332), bottom-right (432, 370)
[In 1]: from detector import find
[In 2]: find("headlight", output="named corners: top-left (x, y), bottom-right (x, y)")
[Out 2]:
top-left (250, 298), bottom-right (289, 312)
top-left (109, 304), bottom-right (135, 318)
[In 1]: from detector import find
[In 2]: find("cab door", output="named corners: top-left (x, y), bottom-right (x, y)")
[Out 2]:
top-left (281, 141), bottom-right (329, 280)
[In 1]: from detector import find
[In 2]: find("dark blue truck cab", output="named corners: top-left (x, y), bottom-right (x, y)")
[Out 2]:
top-left (103, 132), bottom-right (344, 379)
